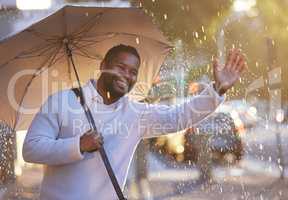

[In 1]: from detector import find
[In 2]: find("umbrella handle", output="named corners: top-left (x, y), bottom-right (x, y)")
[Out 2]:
top-left (71, 87), bottom-right (127, 200)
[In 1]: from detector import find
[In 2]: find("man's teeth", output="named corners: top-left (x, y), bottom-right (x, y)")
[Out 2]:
top-left (116, 80), bottom-right (127, 88)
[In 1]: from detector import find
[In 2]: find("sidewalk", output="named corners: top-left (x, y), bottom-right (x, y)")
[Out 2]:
top-left (127, 170), bottom-right (288, 200)
top-left (1, 167), bottom-right (42, 200)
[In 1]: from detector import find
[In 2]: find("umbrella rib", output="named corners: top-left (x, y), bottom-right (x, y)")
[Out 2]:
top-left (72, 32), bottom-right (116, 41)
top-left (72, 39), bottom-right (103, 48)
top-left (49, 52), bottom-right (66, 67)
top-left (26, 29), bottom-right (61, 42)
top-left (75, 32), bottom-right (172, 49)
top-left (72, 34), bottom-right (118, 49)
top-left (0, 41), bottom-right (60, 71)
top-left (72, 33), bottom-right (116, 40)
top-left (21, 40), bottom-right (59, 54)
top-left (72, 39), bottom-right (108, 43)
top-left (71, 51), bottom-right (100, 60)
top-left (71, 32), bottom-right (171, 63)
top-left (70, 12), bottom-right (105, 39)
top-left (71, 43), bottom-right (102, 60)
top-left (13, 45), bottom-right (63, 130)
top-left (17, 43), bottom-right (60, 59)
top-left (35, 45), bottom-right (64, 76)
top-left (114, 32), bottom-right (172, 47)
top-left (71, 37), bottom-right (115, 50)
top-left (27, 41), bottom-right (60, 54)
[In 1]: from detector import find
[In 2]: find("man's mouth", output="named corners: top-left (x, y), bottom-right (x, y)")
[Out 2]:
top-left (115, 79), bottom-right (128, 90)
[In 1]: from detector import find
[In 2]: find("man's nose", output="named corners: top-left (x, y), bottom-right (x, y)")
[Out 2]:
top-left (122, 70), bottom-right (131, 81)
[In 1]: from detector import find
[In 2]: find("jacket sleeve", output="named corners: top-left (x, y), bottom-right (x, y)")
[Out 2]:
top-left (22, 92), bottom-right (84, 166)
top-left (141, 82), bottom-right (225, 138)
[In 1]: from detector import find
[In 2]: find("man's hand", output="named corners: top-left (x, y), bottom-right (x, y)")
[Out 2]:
top-left (213, 48), bottom-right (247, 96)
top-left (80, 130), bottom-right (104, 153)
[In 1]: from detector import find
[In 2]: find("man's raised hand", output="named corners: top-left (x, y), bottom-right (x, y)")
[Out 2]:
top-left (212, 48), bottom-right (247, 96)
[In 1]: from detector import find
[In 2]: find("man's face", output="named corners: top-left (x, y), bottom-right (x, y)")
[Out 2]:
top-left (101, 51), bottom-right (140, 98)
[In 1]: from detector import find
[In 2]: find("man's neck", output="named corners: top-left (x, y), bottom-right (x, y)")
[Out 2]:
top-left (94, 77), bottom-right (120, 105)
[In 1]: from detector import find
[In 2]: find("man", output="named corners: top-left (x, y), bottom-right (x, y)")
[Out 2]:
top-left (23, 44), bottom-right (246, 200)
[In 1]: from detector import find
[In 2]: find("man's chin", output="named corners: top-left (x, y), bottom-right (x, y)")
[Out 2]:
top-left (111, 87), bottom-right (128, 98)
top-left (111, 83), bottom-right (129, 95)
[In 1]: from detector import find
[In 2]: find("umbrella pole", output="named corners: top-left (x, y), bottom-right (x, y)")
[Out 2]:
top-left (64, 43), bottom-right (127, 200)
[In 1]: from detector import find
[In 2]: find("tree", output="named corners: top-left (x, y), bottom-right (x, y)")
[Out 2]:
top-left (132, 0), bottom-right (233, 53)
top-left (0, 123), bottom-right (16, 184)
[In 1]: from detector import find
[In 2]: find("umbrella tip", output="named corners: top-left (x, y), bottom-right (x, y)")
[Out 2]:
top-left (63, 38), bottom-right (73, 56)
top-left (63, 38), bottom-right (69, 44)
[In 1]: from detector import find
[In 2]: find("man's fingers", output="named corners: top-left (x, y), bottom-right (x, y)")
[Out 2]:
top-left (93, 134), bottom-right (103, 141)
top-left (84, 129), bottom-right (99, 135)
top-left (95, 137), bottom-right (104, 150)
top-left (95, 142), bottom-right (103, 150)
top-left (232, 54), bottom-right (243, 72)
top-left (225, 49), bottom-right (233, 67)
top-left (97, 136), bottom-right (104, 145)
top-left (84, 129), bottom-right (100, 136)
top-left (226, 48), bottom-right (240, 70)
top-left (231, 53), bottom-right (242, 71)
top-left (234, 57), bottom-right (245, 73)
top-left (239, 61), bottom-right (248, 74)
top-left (80, 131), bottom-right (104, 153)
top-left (212, 57), bottom-right (221, 71)
top-left (87, 136), bottom-right (103, 152)
top-left (84, 129), bottom-right (92, 135)
top-left (226, 49), bottom-right (236, 69)
top-left (235, 53), bottom-right (248, 73)
top-left (93, 134), bottom-right (104, 144)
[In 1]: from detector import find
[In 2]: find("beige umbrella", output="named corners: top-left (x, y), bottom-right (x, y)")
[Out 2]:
top-left (0, 5), bottom-right (172, 131)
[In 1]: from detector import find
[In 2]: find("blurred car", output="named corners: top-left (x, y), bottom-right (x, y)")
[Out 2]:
top-left (148, 96), bottom-right (263, 168)
top-left (150, 112), bottom-right (243, 166)
top-left (216, 100), bottom-right (260, 134)
top-left (184, 112), bottom-right (243, 165)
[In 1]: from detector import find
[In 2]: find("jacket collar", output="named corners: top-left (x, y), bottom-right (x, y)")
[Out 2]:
top-left (82, 79), bottom-right (126, 109)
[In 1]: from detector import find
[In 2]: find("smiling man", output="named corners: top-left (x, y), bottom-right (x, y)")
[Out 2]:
top-left (97, 45), bottom-right (140, 104)
top-left (23, 44), bottom-right (246, 200)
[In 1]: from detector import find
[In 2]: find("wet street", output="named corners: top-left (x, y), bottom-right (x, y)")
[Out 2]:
top-left (1, 123), bottom-right (288, 200)
top-left (126, 123), bottom-right (288, 200)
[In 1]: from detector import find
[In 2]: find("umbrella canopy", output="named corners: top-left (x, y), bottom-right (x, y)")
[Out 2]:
top-left (0, 5), bottom-right (172, 131)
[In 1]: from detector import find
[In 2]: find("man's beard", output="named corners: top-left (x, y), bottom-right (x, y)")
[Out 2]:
top-left (104, 75), bottom-right (132, 99)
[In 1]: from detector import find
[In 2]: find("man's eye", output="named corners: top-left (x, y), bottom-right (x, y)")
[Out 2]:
top-left (117, 65), bottom-right (125, 70)
top-left (130, 70), bottom-right (137, 75)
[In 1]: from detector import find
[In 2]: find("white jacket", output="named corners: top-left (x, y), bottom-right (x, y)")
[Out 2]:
top-left (23, 80), bottom-right (224, 200)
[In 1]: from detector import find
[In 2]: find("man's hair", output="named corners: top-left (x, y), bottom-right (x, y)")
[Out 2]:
top-left (103, 44), bottom-right (141, 64)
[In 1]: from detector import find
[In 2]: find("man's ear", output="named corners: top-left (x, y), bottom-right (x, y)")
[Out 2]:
top-left (100, 60), bottom-right (105, 71)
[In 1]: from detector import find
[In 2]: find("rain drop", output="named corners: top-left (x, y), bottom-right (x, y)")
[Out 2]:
top-left (163, 14), bottom-right (167, 20)
top-left (259, 144), bottom-right (263, 151)
top-left (136, 37), bottom-right (140, 44)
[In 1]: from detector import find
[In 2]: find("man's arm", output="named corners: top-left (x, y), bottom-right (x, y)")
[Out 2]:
top-left (140, 48), bottom-right (246, 138)
top-left (140, 82), bottom-right (224, 138)
top-left (22, 93), bottom-right (84, 166)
